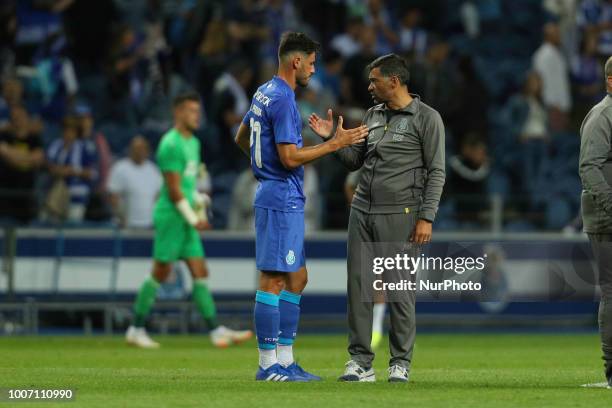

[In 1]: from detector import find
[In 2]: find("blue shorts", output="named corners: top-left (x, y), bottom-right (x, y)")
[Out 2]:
top-left (255, 207), bottom-right (305, 272)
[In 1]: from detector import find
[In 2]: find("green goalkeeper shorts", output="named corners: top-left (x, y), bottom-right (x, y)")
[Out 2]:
top-left (152, 210), bottom-right (205, 262)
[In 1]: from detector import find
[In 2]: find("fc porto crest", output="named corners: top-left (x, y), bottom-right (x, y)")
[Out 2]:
top-left (397, 118), bottom-right (409, 132)
top-left (393, 118), bottom-right (409, 142)
top-left (286, 250), bottom-right (296, 265)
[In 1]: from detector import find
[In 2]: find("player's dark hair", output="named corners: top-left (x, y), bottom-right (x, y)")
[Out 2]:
top-left (173, 91), bottom-right (201, 108)
top-left (278, 32), bottom-right (320, 59)
top-left (367, 54), bottom-right (410, 86)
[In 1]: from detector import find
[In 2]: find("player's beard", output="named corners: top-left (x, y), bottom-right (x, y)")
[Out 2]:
top-left (296, 74), bottom-right (310, 88)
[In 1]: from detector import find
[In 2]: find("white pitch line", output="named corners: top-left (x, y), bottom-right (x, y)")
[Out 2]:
top-left (580, 382), bottom-right (611, 389)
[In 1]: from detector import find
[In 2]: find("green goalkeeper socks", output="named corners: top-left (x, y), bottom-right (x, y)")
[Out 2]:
top-left (193, 278), bottom-right (218, 330)
top-left (133, 277), bottom-right (161, 327)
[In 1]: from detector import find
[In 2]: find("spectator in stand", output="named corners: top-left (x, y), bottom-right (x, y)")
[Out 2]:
top-left (505, 71), bottom-right (549, 193)
top-left (444, 133), bottom-right (491, 228)
top-left (448, 55), bottom-right (490, 147)
top-left (342, 25), bottom-right (379, 109)
top-left (0, 2), bottom-right (17, 77)
top-left (0, 77), bottom-right (22, 124)
top-left (32, 32), bottom-right (79, 122)
top-left (409, 36), bottom-right (458, 121)
top-left (107, 135), bottom-right (161, 228)
top-left (209, 60), bottom-right (253, 174)
top-left (74, 101), bottom-right (113, 222)
top-left (139, 53), bottom-right (191, 136)
top-left (46, 116), bottom-right (96, 222)
top-left (0, 77), bottom-right (43, 133)
top-left (397, 7), bottom-right (428, 63)
top-left (313, 49), bottom-right (344, 101)
top-left (331, 16), bottom-right (364, 58)
top-left (577, 0), bottom-right (612, 57)
top-left (571, 29), bottom-right (606, 117)
top-left (13, 0), bottom-right (73, 65)
top-left (226, 0), bottom-right (270, 62)
top-left (532, 22), bottom-right (572, 130)
top-left (75, 102), bottom-right (110, 191)
top-left (106, 24), bottom-right (147, 125)
top-left (363, 0), bottom-right (398, 55)
top-left (0, 106), bottom-right (44, 224)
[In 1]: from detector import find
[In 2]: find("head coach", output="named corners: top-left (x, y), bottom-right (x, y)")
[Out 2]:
top-left (309, 53), bottom-right (446, 382)
top-left (579, 56), bottom-right (612, 388)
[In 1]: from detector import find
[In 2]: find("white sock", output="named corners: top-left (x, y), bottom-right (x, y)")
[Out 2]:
top-left (259, 348), bottom-right (277, 369)
top-left (277, 344), bottom-right (294, 367)
top-left (372, 302), bottom-right (386, 334)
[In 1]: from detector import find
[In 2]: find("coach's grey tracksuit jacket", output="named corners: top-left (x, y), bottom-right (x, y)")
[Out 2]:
top-left (579, 93), bottom-right (612, 377)
top-left (337, 95), bottom-right (445, 369)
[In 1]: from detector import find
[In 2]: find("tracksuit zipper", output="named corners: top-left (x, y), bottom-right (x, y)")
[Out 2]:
top-left (368, 121), bottom-right (389, 212)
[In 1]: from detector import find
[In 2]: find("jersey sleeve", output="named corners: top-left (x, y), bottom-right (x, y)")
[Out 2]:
top-left (157, 141), bottom-right (182, 173)
top-left (270, 95), bottom-right (298, 145)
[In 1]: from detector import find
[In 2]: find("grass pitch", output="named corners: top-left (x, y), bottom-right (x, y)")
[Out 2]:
top-left (0, 333), bottom-right (610, 407)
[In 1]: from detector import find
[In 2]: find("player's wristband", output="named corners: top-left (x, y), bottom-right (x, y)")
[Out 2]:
top-left (176, 198), bottom-right (199, 226)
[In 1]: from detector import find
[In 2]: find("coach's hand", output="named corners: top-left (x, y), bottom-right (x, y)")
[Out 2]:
top-left (332, 116), bottom-right (368, 148)
top-left (308, 108), bottom-right (334, 140)
top-left (410, 219), bottom-right (432, 244)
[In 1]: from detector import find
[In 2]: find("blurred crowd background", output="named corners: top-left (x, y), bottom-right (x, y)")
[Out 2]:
top-left (0, 0), bottom-right (609, 233)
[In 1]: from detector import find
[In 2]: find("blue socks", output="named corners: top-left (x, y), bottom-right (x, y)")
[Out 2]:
top-left (254, 289), bottom-right (302, 369)
top-left (254, 290), bottom-right (280, 350)
top-left (279, 290), bottom-right (301, 346)
top-left (277, 290), bottom-right (301, 368)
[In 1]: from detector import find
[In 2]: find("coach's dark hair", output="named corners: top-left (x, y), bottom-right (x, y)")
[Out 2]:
top-left (367, 54), bottom-right (410, 86)
top-left (173, 91), bottom-right (201, 108)
top-left (278, 32), bottom-right (320, 60)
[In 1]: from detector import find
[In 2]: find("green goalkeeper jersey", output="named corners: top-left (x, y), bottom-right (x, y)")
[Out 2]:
top-left (154, 128), bottom-right (200, 214)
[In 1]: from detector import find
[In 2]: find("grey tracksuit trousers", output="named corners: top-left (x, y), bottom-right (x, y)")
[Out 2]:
top-left (347, 207), bottom-right (418, 369)
top-left (587, 234), bottom-right (612, 380)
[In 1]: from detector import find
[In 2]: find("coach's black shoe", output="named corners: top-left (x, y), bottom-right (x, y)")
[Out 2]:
top-left (338, 360), bottom-right (375, 382)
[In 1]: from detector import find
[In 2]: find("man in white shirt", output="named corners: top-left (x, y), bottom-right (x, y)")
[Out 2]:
top-left (108, 136), bottom-right (162, 228)
top-left (532, 22), bottom-right (572, 129)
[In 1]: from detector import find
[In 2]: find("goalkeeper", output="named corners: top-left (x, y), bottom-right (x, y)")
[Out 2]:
top-left (125, 91), bottom-right (252, 348)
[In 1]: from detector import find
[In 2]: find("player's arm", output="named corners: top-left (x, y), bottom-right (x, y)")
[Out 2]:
top-left (277, 116), bottom-right (368, 170)
top-left (234, 122), bottom-right (251, 157)
top-left (309, 109), bottom-right (367, 171)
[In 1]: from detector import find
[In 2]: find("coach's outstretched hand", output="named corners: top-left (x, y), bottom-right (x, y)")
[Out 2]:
top-left (333, 116), bottom-right (368, 148)
top-left (309, 109), bottom-right (368, 148)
